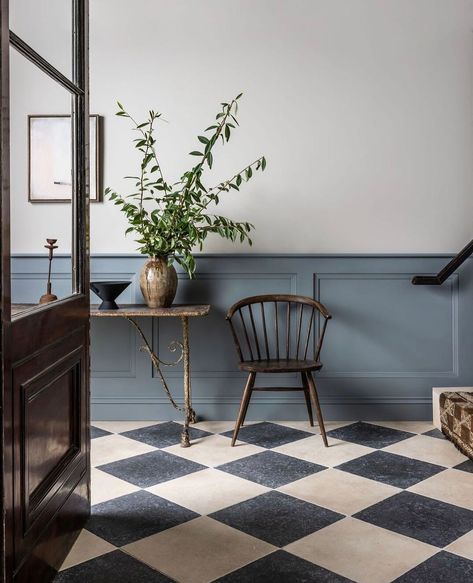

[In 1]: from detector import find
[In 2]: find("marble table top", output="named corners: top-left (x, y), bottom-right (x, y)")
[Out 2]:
top-left (90, 304), bottom-right (210, 318)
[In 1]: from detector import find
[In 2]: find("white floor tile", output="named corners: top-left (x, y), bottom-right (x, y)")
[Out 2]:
top-left (446, 529), bottom-right (473, 561)
top-left (189, 420), bottom-right (254, 434)
top-left (91, 420), bottom-right (162, 433)
top-left (408, 468), bottom-right (473, 510)
top-left (285, 517), bottom-right (437, 583)
top-left (279, 468), bottom-right (400, 515)
top-left (91, 467), bottom-right (140, 505)
top-left (147, 468), bottom-right (270, 514)
top-left (373, 421), bottom-right (435, 434)
top-left (274, 420), bottom-right (354, 433)
top-left (383, 434), bottom-right (468, 467)
top-left (274, 435), bottom-right (374, 467)
top-left (163, 433), bottom-right (265, 467)
top-left (91, 434), bottom-right (157, 467)
top-left (59, 530), bottom-right (115, 571)
top-left (124, 516), bottom-right (275, 583)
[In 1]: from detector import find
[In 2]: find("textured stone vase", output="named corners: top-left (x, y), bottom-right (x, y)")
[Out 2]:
top-left (139, 256), bottom-right (177, 308)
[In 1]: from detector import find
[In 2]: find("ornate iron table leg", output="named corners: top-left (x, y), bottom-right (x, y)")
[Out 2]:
top-left (180, 315), bottom-right (197, 447)
top-left (125, 316), bottom-right (197, 446)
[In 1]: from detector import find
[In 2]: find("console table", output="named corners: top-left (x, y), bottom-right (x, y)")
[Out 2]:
top-left (91, 304), bottom-right (211, 447)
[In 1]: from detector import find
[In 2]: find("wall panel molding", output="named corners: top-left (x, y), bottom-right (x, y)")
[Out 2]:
top-left (11, 253), bottom-right (473, 420)
top-left (314, 272), bottom-right (459, 378)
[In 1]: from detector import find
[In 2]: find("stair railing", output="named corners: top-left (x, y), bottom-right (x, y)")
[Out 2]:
top-left (412, 238), bottom-right (473, 285)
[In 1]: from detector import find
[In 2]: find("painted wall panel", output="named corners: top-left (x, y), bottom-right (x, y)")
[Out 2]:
top-left (317, 274), bottom-right (457, 376)
top-left (11, 254), bottom-right (473, 421)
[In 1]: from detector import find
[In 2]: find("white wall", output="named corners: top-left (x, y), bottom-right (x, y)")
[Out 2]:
top-left (9, 0), bottom-right (473, 254)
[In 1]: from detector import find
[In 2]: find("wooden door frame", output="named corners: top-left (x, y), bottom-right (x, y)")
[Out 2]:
top-left (1, 0), bottom-right (10, 579)
top-left (1, 2), bottom-right (90, 581)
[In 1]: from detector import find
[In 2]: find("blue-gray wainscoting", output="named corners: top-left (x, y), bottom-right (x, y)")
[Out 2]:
top-left (11, 253), bottom-right (473, 421)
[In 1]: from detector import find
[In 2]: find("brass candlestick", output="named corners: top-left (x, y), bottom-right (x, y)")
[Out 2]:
top-left (39, 238), bottom-right (58, 304)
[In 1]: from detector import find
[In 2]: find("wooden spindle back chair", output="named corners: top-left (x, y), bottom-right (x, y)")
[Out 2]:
top-left (226, 294), bottom-right (332, 446)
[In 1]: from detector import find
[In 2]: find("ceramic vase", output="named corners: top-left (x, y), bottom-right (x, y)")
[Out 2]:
top-left (140, 256), bottom-right (177, 308)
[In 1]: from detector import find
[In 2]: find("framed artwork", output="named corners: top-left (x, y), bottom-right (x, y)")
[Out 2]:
top-left (28, 114), bottom-right (102, 202)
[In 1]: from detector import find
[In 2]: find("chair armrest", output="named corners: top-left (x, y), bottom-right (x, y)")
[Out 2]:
top-left (315, 301), bottom-right (332, 320)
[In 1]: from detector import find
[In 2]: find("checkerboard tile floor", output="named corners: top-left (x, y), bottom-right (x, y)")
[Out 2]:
top-left (54, 420), bottom-right (473, 583)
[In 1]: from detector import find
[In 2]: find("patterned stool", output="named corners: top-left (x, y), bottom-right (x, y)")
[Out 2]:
top-left (440, 391), bottom-right (473, 460)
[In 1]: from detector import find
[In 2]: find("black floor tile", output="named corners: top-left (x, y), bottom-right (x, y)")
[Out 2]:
top-left (393, 551), bottom-right (473, 582)
top-left (222, 422), bottom-right (313, 448)
top-left (336, 450), bottom-right (445, 489)
top-left (54, 550), bottom-right (175, 582)
top-left (210, 490), bottom-right (343, 547)
top-left (217, 450), bottom-right (325, 488)
top-left (91, 426), bottom-right (112, 439)
top-left (454, 459), bottom-right (473, 474)
top-left (354, 491), bottom-right (473, 547)
top-left (327, 421), bottom-right (414, 449)
top-left (86, 490), bottom-right (198, 546)
top-left (121, 421), bottom-right (211, 448)
top-left (214, 550), bottom-right (354, 582)
top-left (98, 450), bottom-right (206, 488)
top-left (422, 428), bottom-right (446, 440)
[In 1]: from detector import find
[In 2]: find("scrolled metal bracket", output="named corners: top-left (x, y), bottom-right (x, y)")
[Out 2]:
top-left (125, 316), bottom-right (197, 444)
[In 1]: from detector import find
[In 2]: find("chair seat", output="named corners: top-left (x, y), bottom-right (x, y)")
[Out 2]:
top-left (239, 359), bottom-right (323, 373)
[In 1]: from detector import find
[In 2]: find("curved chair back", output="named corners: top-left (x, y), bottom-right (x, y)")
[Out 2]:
top-left (226, 294), bottom-right (331, 363)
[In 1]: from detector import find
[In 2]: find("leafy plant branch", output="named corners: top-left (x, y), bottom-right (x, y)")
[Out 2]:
top-left (106, 94), bottom-right (267, 278)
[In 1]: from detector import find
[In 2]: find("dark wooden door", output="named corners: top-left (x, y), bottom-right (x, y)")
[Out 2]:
top-left (1, 2), bottom-right (90, 582)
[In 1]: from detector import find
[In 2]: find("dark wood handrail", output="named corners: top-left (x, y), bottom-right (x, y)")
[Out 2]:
top-left (412, 238), bottom-right (473, 285)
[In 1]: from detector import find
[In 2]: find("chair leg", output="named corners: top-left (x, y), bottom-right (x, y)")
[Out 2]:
top-left (232, 372), bottom-right (256, 446)
top-left (306, 372), bottom-right (328, 447)
top-left (241, 385), bottom-right (252, 427)
top-left (301, 373), bottom-right (314, 427)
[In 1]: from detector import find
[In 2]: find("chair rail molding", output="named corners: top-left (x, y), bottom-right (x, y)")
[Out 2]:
top-left (12, 253), bottom-right (473, 421)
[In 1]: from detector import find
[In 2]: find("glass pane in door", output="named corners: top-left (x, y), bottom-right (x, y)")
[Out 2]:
top-left (10, 48), bottom-right (74, 317)
top-left (10, 0), bottom-right (73, 79)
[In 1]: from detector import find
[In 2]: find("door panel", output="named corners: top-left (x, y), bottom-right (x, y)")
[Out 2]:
top-left (6, 297), bottom-right (89, 582)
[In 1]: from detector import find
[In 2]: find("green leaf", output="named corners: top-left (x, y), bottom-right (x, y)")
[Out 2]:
top-left (261, 157), bottom-right (267, 170)
top-left (198, 136), bottom-right (209, 145)
top-left (189, 151), bottom-right (203, 156)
